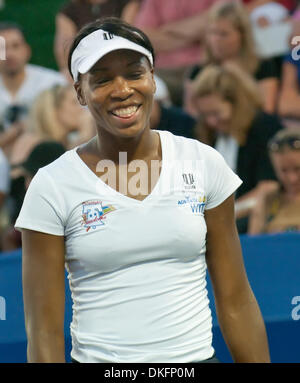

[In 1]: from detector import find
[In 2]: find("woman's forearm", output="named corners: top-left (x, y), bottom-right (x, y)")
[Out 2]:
top-left (27, 330), bottom-right (66, 363)
top-left (216, 293), bottom-right (270, 363)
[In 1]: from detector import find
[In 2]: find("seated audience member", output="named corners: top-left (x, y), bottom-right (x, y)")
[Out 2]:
top-left (243, 0), bottom-right (295, 24)
top-left (1, 141), bottom-right (65, 252)
top-left (191, 63), bottom-right (283, 233)
top-left (185, 1), bottom-right (280, 116)
top-left (0, 22), bottom-right (66, 133)
top-left (121, 0), bottom-right (143, 24)
top-left (54, 0), bottom-right (137, 78)
top-left (277, 18), bottom-right (300, 122)
top-left (134, 0), bottom-right (220, 106)
top-left (248, 129), bottom-right (300, 234)
top-left (9, 84), bottom-right (94, 167)
top-left (0, 148), bottom-right (10, 210)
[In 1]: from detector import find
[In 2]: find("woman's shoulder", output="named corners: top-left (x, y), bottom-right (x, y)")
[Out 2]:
top-left (35, 147), bottom-right (77, 182)
top-left (160, 130), bottom-right (222, 162)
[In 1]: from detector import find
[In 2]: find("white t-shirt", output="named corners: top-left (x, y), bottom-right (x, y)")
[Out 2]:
top-left (0, 148), bottom-right (10, 193)
top-left (0, 64), bottom-right (66, 127)
top-left (15, 130), bottom-right (242, 363)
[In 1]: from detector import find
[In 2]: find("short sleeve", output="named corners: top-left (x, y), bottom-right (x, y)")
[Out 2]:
top-left (14, 168), bottom-right (65, 236)
top-left (204, 147), bottom-right (243, 210)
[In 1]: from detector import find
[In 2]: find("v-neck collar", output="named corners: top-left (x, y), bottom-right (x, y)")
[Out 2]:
top-left (71, 130), bottom-right (168, 204)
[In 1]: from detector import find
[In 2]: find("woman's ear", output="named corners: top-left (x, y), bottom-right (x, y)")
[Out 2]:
top-left (74, 81), bottom-right (87, 106)
top-left (151, 69), bottom-right (156, 95)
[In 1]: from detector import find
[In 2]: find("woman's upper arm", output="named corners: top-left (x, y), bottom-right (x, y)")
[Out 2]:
top-left (22, 229), bottom-right (66, 336)
top-left (205, 194), bottom-right (252, 306)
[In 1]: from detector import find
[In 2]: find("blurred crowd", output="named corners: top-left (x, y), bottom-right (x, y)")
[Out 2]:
top-left (1, 0), bottom-right (300, 252)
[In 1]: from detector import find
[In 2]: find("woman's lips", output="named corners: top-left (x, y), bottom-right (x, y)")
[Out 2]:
top-left (109, 105), bottom-right (142, 124)
top-left (111, 105), bottom-right (140, 118)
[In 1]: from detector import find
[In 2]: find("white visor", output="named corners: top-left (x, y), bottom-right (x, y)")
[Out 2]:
top-left (71, 29), bottom-right (154, 81)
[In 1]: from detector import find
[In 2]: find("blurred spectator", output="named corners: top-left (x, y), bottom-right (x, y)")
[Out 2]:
top-left (248, 129), bottom-right (300, 234)
top-left (0, 22), bottom-right (66, 130)
top-left (9, 84), bottom-right (95, 168)
top-left (134, 0), bottom-right (220, 106)
top-left (277, 16), bottom-right (300, 122)
top-left (243, 0), bottom-right (292, 27)
top-left (191, 63), bottom-right (283, 233)
top-left (0, 148), bottom-right (10, 210)
top-left (185, 1), bottom-right (280, 116)
top-left (0, 141), bottom-right (65, 252)
top-left (121, 0), bottom-right (142, 24)
top-left (54, 0), bottom-right (137, 78)
top-left (150, 101), bottom-right (196, 139)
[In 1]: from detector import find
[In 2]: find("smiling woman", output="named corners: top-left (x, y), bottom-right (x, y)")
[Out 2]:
top-left (15, 17), bottom-right (270, 364)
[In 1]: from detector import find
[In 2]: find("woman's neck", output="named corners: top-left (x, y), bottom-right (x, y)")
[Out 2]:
top-left (94, 127), bottom-right (159, 163)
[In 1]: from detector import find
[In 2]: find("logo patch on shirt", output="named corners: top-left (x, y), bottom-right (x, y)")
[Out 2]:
top-left (81, 200), bottom-right (116, 231)
top-left (178, 195), bottom-right (206, 215)
top-left (182, 173), bottom-right (196, 190)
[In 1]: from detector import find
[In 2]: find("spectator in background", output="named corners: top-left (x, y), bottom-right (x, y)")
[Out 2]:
top-left (9, 84), bottom-right (95, 168)
top-left (0, 141), bottom-right (66, 252)
top-left (54, 0), bottom-right (138, 78)
top-left (134, 0), bottom-right (220, 106)
top-left (277, 13), bottom-right (300, 123)
top-left (7, 84), bottom-right (94, 228)
top-left (248, 129), bottom-right (300, 234)
top-left (185, 1), bottom-right (280, 116)
top-left (243, 1), bottom-right (295, 25)
top-left (121, 0), bottom-right (142, 24)
top-left (0, 22), bottom-right (66, 155)
top-left (191, 63), bottom-right (283, 233)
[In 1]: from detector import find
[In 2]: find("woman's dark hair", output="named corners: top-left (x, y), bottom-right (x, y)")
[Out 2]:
top-left (67, 17), bottom-right (155, 79)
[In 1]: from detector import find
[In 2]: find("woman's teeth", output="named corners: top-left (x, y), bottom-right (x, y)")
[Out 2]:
top-left (112, 105), bottom-right (138, 118)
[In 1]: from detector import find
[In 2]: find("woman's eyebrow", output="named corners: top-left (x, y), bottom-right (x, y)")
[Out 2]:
top-left (90, 67), bottom-right (109, 74)
top-left (127, 60), bottom-right (144, 67)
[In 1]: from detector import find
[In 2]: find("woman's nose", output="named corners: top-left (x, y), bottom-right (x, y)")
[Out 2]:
top-left (110, 76), bottom-right (133, 100)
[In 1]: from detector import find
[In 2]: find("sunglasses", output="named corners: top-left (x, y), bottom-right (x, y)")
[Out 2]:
top-left (268, 136), bottom-right (300, 152)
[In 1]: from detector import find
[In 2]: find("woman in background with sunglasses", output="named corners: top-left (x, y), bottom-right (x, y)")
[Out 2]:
top-left (248, 129), bottom-right (300, 234)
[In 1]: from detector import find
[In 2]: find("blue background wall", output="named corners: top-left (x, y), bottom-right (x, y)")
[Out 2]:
top-left (0, 233), bottom-right (299, 363)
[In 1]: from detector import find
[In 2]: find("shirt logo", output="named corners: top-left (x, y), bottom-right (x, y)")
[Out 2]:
top-left (178, 195), bottom-right (206, 215)
top-left (81, 200), bottom-right (116, 232)
top-left (182, 173), bottom-right (196, 190)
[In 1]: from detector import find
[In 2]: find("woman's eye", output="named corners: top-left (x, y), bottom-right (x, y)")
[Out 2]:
top-left (128, 72), bottom-right (143, 79)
